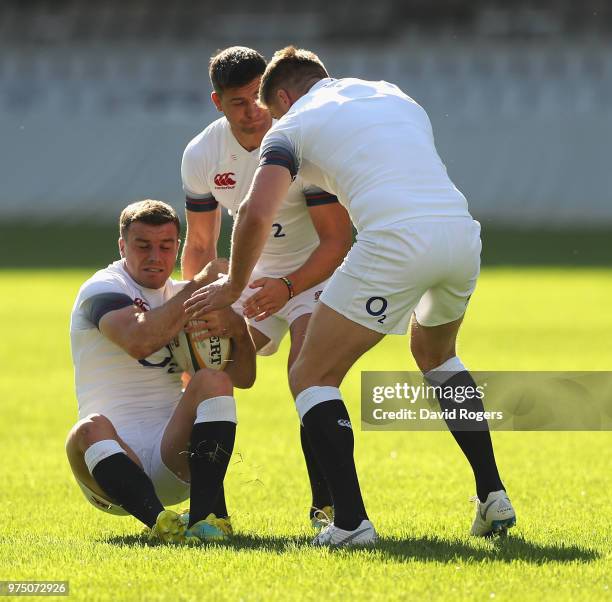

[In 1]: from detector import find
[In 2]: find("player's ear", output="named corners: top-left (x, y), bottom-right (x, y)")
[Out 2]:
top-left (277, 88), bottom-right (290, 107)
top-left (276, 88), bottom-right (296, 114)
top-left (211, 91), bottom-right (223, 112)
top-left (118, 237), bottom-right (126, 258)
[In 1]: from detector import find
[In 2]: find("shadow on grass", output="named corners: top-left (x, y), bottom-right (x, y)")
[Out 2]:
top-left (369, 534), bottom-right (599, 564)
top-left (99, 533), bottom-right (310, 550)
top-left (100, 532), bottom-right (598, 564)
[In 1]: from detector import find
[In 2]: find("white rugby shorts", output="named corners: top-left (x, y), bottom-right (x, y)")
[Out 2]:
top-left (234, 269), bottom-right (328, 356)
top-left (320, 218), bottom-right (481, 335)
top-left (76, 413), bottom-right (190, 515)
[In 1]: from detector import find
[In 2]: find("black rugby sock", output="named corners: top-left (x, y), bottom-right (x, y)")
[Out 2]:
top-left (188, 421), bottom-right (236, 527)
top-left (300, 424), bottom-right (333, 516)
top-left (301, 400), bottom-right (367, 531)
top-left (211, 484), bottom-right (229, 519)
top-left (91, 453), bottom-right (164, 528)
top-left (433, 370), bottom-right (504, 501)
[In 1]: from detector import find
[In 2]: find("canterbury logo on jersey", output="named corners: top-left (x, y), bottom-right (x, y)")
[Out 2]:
top-left (214, 172), bottom-right (236, 188)
top-left (337, 419), bottom-right (352, 429)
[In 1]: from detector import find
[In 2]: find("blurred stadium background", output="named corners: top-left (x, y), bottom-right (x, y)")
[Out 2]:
top-left (0, 0), bottom-right (610, 265)
top-left (2, 7), bottom-right (611, 598)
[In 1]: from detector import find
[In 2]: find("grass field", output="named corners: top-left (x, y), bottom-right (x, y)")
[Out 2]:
top-left (0, 267), bottom-right (611, 601)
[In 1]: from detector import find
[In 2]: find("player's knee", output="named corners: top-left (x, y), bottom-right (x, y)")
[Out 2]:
top-left (288, 358), bottom-right (319, 396)
top-left (71, 414), bottom-right (117, 453)
top-left (188, 368), bottom-right (233, 401)
top-left (411, 342), bottom-right (453, 373)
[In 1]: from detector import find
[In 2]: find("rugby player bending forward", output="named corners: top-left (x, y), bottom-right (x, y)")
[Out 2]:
top-left (186, 47), bottom-right (516, 546)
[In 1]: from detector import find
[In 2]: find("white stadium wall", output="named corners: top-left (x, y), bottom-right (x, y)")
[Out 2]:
top-left (1, 40), bottom-right (611, 227)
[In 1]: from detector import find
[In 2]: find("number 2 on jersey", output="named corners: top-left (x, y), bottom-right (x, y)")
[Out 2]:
top-left (272, 223), bottom-right (286, 238)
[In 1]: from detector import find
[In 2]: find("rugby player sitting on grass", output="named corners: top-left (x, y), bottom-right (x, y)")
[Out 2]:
top-left (66, 200), bottom-right (255, 544)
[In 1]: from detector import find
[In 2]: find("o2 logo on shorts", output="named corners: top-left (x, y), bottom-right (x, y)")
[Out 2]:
top-left (366, 296), bottom-right (388, 324)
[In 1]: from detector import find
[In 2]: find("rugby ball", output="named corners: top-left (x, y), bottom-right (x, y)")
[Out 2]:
top-left (169, 330), bottom-right (231, 373)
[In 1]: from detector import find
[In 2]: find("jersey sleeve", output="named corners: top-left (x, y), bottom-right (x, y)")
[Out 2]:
top-left (181, 143), bottom-right (219, 213)
top-left (302, 184), bottom-right (339, 207)
top-left (259, 115), bottom-right (302, 180)
top-left (80, 293), bottom-right (134, 328)
top-left (77, 276), bottom-right (134, 329)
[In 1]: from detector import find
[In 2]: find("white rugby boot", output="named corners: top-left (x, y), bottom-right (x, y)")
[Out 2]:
top-left (312, 519), bottom-right (378, 547)
top-left (470, 490), bottom-right (516, 537)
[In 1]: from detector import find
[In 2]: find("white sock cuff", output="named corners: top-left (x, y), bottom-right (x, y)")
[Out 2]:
top-left (424, 356), bottom-right (467, 386)
top-left (195, 395), bottom-right (237, 424)
top-left (84, 439), bottom-right (126, 474)
top-left (295, 386), bottom-right (342, 421)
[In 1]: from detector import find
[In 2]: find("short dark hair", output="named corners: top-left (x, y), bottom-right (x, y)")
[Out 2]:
top-left (209, 46), bottom-right (266, 95)
top-left (259, 46), bottom-right (328, 108)
top-left (119, 200), bottom-right (180, 239)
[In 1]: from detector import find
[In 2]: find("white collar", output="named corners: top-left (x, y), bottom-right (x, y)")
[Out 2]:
top-left (308, 77), bottom-right (336, 94)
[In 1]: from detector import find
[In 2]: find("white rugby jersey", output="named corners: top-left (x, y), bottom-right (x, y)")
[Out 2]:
top-left (260, 78), bottom-right (471, 233)
top-left (181, 117), bottom-right (338, 277)
top-left (70, 260), bottom-right (184, 424)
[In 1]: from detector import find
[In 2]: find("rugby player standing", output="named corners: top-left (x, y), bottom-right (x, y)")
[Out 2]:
top-left (180, 47), bottom-right (352, 528)
top-left (186, 47), bottom-right (516, 546)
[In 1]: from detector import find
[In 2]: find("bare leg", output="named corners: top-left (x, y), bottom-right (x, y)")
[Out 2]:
top-left (290, 303), bottom-right (383, 395)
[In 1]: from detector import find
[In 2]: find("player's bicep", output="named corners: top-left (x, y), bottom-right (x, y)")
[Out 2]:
top-left (93, 300), bottom-right (143, 355)
top-left (242, 165), bottom-right (292, 221)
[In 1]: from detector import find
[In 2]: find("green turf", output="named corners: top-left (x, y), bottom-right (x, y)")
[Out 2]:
top-left (0, 268), bottom-right (610, 601)
top-left (1, 221), bottom-right (611, 267)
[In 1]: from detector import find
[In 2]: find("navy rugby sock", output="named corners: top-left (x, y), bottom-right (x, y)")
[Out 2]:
top-left (301, 399), bottom-right (368, 531)
top-left (91, 453), bottom-right (164, 528)
top-left (300, 425), bottom-right (333, 517)
top-left (430, 369), bottom-right (504, 501)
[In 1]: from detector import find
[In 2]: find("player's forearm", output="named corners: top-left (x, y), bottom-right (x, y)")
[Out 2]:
top-left (223, 314), bottom-right (256, 389)
top-left (228, 202), bottom-right (271, 293)
top-left (286, 240), bottom-right (348, 295)
top-left (124, 281), bottom-right (202, 358)
top-left (181, 240), bottom-right (217, 280)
